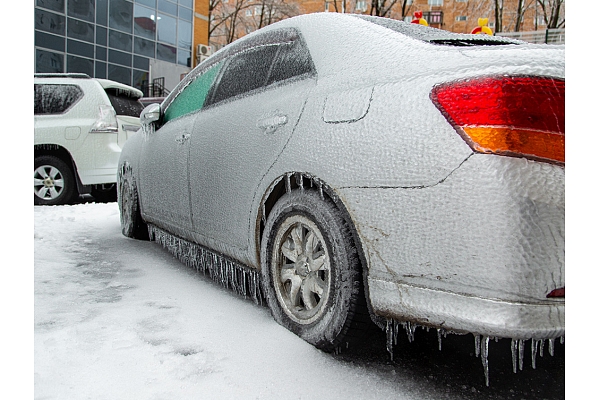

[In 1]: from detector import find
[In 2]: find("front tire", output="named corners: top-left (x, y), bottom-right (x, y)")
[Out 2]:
top-left (118, 166), bottom-right (148, 240)
top-left (261, 189), bottom-right (370, 352)
top-left (34, 156), bottom-right (77, 205)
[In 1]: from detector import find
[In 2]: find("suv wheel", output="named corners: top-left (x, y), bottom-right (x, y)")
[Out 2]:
top-left (34, 156), bottom-right (77, 205)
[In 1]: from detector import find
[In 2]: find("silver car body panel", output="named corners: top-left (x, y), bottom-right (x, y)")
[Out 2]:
top-left (119, 13), bottom-right (564, 340)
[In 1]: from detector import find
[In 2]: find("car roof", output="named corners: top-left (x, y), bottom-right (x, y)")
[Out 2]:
top-left (34, 73), bottom-right (143, 99)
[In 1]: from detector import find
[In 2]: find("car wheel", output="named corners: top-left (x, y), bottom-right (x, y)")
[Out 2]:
top-left (118, 169), bottom-right (148, 240)
top-left (261, 189), bottom-right (370, 352)
top-left (91, 184), bottom-right (118, 203)
top-left (34, 156), bottom-right (77, 205)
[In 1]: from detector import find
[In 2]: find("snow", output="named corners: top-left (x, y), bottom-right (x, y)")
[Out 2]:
top-left (33, 202), bottom-right (433, 399)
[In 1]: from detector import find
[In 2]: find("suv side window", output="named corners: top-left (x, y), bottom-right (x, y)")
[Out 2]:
top-left (208, 44), bottom-right (280, 106)
top-left (163, 62), bottom-right (223, 123)
top-left (34, 84), bottom-right (83, 115)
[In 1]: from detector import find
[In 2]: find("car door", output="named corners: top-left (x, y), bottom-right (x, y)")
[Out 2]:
top-left (137, 64), bottom-right (222, 235)
top-left (188, 32), bottom-right (317, 257)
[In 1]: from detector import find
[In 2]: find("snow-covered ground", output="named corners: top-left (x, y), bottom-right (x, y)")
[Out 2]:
top-left (31, 202), bottom-right (568, 399)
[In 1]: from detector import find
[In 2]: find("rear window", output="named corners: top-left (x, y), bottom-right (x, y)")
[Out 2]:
top-left (34, 84), bottom-right (83, 115)
top-left (354, 15), bottom-right (523, 46)
top-left (105, 88), bottom-right (145, 117)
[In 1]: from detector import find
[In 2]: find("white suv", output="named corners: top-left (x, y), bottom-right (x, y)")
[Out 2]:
top-left (34, 73), bottom-right (144, 205)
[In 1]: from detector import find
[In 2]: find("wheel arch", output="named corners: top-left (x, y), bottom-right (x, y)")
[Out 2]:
top-left (255, 172), bottom-right (384, 328)
top-left (34, 144), bottom-right (85, 195)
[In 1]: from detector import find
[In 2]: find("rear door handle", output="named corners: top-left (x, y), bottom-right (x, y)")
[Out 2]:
top-left (257, 113), bottom-right (288, 134)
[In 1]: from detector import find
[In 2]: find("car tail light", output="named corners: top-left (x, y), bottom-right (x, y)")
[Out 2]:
top-left (90, 104), bottom-right (118, 133)
top-left (430, 76), bottom-right (565, 164)
top-left (546, 287), bottom-right (565, 298)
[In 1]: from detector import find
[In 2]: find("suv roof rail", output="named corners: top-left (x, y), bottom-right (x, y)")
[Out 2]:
top-left (34, 73), bottom-right (91, 79)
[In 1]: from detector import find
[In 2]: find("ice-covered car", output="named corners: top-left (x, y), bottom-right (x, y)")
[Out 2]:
top-left (117, 13), bottom-right (564, 376)
top-left (34, 73), bottom-right (144, 205)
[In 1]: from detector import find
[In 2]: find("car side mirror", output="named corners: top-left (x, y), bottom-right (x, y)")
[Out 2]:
top-left (140, 103), bottom-right (161, 136)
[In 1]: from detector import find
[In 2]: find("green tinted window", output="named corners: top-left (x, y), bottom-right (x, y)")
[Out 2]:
top-left (164, 62), bottom-right (222, 122)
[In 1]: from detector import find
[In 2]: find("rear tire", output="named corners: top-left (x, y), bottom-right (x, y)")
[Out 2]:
top-left (118, 166), bottom-right (148, 240)
top-left (34, 156), bottom-right (77, 205)
top-left (261, 189), bottom-right (371, 352)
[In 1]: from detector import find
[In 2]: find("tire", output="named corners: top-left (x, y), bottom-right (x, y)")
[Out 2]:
top-left (91, 184), bottom-right (118, 203)
top-left (118, 167), bottom-right (148, 240)
top-left (261, 189), bottom-right (371, 352)
top-left (34, 155), bottom-right (77, 205)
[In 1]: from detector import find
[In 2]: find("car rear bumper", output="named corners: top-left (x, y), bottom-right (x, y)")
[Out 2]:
top-left (337, 154), bottom-right (564, 339)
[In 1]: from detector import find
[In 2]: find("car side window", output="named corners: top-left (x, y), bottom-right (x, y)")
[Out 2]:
top-left (207, 44), bottom-right (280, 106)
top-left (163, 62), bottom-right (224, 122)
top-left (34, 84), bottom-right (83, 115)
top-left (267, 39), bottom-right (315, 85)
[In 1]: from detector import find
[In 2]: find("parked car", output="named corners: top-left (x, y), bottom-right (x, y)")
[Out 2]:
top-left (117, 13), bottom-right (564, 379)
top-left (34, 73), bottom-right (144, 205)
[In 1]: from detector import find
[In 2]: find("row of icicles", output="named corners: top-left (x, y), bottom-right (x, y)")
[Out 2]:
top-left (384, 318), bottom-right (563, 386)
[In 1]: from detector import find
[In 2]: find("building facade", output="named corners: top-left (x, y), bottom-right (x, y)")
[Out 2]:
top-left (34, 0), bottom-right (210, 95)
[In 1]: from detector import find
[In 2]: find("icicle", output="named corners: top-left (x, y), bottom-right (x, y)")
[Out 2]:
top-left (404, 322), bottom-right (416, 343)
top-left (437, 329), bottom-right (443, 351)
top-left (511, 339), bottom-right (518, 373)
top-left (474, 334), bottom-right (481, 358)
top-left (317, 181), bottom-right (324, 200)
top-left (285, 173), bottom-right (291, 193)
top-left (393, 320), bottom-right (399, 345)
top-left (531, 339), bottom-right (539, 369)
top-left (518, 339), bottom-right (525, 371)
top-left (481, 336), bottom-right (490, 387)
top-left (295, 173), bottom-right (304, 190)
top-left (549, 338), bottom-right (555, 356)
top-left (385, 319), bottom-right (394, 361)
top-left (261, 202), bottom-right (266, 224)
top-left (539, 338), bottom-right (545, 358)
top-left (560, 336), bottom-right (564, 345)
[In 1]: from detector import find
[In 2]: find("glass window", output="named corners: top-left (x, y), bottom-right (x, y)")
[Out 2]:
top-left (177, 49), bottom-right (190, 67)
top-left (178, 6), bottom-right (192, 21)
top-left (67, 0), bottom-right (95, 23)
top-left (158, 0), bottom-right (177, 16)
top-left (210, 45), bottom-right (279, 105)
top-left (109, 29), bottom-right (132, 51)
top-left (133, 69), bottom-right (149, 92)
top-left (34, 84), bottom-right (83, 114)
top-left (35, 9), bottom-right (66, 35)
top-left (108, 64), bottom-right (132, 85)
top-left (109, 0), bottom-right (133, 33)
top-left (157, 13), bottom-right (176, 45)
top-left (177, 20), bottom-right (191, 49)
top-left (35, 31), bottom-right (66, 52)
top-left (178, 0), bottom-right (192, 8)
top-left (134, 37), bottom-right (155, 57)
top-left (156, 43), bottom-right (176, 63)
top-left (428, 0), bottom-right (443, 5)
top-left (68, 39), bottom-right (94, 58)
top-left (109, 49), bottom-right (132, 66)
top-left (105, 88), bottom-right (145, 116)
top-left (164, 63), bottom-right (223, 122)
top-left (96, 45), bottom-right (107, 60)
top-left (134, 55), bottom-right (149, 70)
top-left (95, 60), bottom-right (107, 78)
top-left (67, 18), bottom-right (94, 42)
top-left (136, 0), bottom-right (155, 7)
top-left (96, 25), bottom-right (107, 45)
top-left (267, 40), bottom-right (315, 86)
top-left (134, 5), bottom-right (156, 40)
top-left (36, 0), bottom-right (65, 13)
top-left (97, 0), bottom-right (108, 25)
top-left (67, 55), bottom-right (94, 75)
top-left (36, 49), bottom-right (64, 73)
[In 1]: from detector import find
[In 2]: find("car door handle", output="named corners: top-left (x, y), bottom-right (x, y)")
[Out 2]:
top-left (257, 114), bottom-right (288, 134)
top-left (175, 133), bottom-right (190, 144)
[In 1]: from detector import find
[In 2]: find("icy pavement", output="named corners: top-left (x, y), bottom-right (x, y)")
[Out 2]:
top-left (33, 202), bottom-right (565, 399)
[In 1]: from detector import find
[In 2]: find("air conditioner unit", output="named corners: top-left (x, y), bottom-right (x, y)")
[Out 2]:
top-left (196, 44), bottom-right (213, 62)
